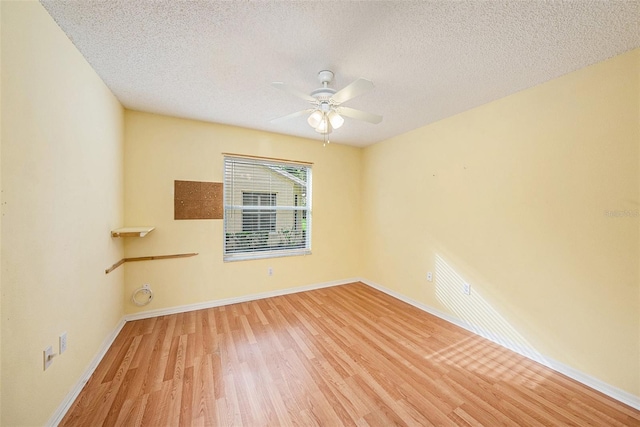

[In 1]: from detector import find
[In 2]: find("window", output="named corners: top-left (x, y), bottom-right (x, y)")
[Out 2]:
top-left (224, 156), bottom-right (312, 261)
top-left (242, 192), bottom-right (276, 232)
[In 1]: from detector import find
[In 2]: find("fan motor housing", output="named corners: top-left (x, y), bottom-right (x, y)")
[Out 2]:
top-left (312, 70), bottom-right (337, 101)
top-left (311, 87), bottom-right (336, 101)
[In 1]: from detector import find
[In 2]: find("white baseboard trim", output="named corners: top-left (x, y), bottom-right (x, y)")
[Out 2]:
top-left (359, 278), bottom-right (640, 411)
top-left (47, 317), bottom-right (127, 426)
top-left (544, 357), bottom-right (640, 411)
top-left (124, 277), bottom-right (359, 322)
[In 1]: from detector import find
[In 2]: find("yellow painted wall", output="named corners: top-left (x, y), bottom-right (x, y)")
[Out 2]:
top-left (362, 49), bottom-right (640, 396)
top-left (0, 1), bottom-right (3, 419)
top-left (123, 111), bottom-right (362, 314)
top-left (1, 2), bottom-right (125, 425)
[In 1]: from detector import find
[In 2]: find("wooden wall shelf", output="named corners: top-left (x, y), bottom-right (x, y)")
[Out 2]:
top-left (105, 252), bottom-right (198, 274)
top-left (111, 227), bottom-right (155, 238)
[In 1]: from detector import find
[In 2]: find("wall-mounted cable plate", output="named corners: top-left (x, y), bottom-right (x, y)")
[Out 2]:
top-left (43, 346), bottom-right (54, 370)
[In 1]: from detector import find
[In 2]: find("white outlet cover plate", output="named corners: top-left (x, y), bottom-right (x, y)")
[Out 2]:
top-left (59, 332), bottom-right (68, 354)
top-left (463, 283), bottom-right (471, 295)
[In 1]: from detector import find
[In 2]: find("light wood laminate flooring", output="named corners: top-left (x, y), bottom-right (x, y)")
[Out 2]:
top-left (61, 282), bottom-right (640, 426)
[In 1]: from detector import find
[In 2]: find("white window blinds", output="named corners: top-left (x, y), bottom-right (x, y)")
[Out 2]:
top-left (223, 156), bottom-right (312, 261)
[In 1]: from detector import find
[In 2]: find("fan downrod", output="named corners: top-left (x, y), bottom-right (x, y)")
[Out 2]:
top-left (311, 70), bottom-right (337, 99)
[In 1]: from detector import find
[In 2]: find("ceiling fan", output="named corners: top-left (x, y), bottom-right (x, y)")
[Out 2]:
top-left (270, 70), bottom-right (382, 136)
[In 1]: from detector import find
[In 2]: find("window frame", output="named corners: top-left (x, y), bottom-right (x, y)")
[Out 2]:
top-left (223, 155), bottom-right (312, 262)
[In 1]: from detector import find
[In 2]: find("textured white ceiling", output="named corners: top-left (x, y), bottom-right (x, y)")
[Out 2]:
top-left (40, 1), bottom-right (639, 147)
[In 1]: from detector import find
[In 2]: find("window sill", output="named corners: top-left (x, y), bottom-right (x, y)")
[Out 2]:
top-left (223, 248), bottom-right (311, 262)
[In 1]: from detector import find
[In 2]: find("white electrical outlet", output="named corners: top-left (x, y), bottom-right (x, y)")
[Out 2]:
top-left (59, 332), bottom-right (68, 354)
top-left (427, 272), bottom-right (433, 282)
top-left (268, 267), bottom-right (273, 276)
top-left (463, 282), bottom-right (471, 295)
top-left (43, 346), bottom-right (55, 370)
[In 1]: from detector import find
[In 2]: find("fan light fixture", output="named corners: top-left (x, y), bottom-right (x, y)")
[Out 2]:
top-left (307, 100), bottom-right (344, 135)
top-left (328, 111), bottom-right (344, 129)
top-left (270, 69), bottom-right (383, 141)
top-left (307, 110), bottom-right (323, 128)
top-left (308, 110), bottom-right (344, 134)
top-left (315, 117), bottom-right (330, 134)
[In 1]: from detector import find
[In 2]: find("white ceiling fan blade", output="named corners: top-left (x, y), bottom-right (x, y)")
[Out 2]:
top-left (331, 78), bottom-right (374, 104)
top-left (271, 82), bottom-right (317, 103)
top-left (270, 108), bottom-right (314, 124)
top-left (337, 106), bottom-right (383, 124)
